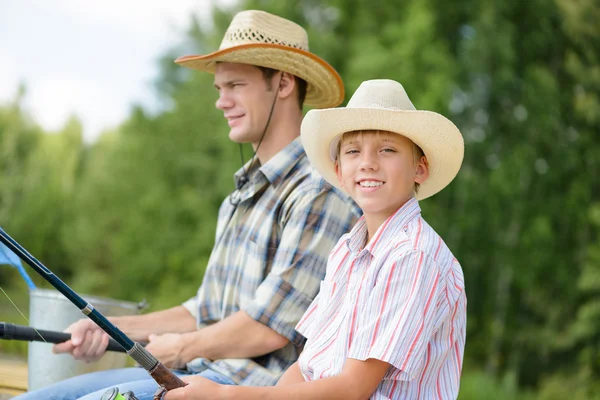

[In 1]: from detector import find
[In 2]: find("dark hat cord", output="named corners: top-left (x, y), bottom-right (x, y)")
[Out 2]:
top-left (229, 72), bottom-right (283, 206)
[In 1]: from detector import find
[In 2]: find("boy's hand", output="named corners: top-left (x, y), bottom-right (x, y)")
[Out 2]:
top-left (163, 376), bottom-right (222, 400)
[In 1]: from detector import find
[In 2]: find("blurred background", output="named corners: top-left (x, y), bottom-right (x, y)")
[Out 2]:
top-left (1, 0), bottom-right (599, 399)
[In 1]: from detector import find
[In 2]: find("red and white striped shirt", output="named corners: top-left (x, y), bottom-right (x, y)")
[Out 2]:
top-left (296, 198), bottom-right (466, 399)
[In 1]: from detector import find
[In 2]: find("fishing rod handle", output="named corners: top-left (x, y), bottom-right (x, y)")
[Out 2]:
top-left (127, 342), bottom-right (187, 390)
top-left (0, 322), bottom-right (126, 352)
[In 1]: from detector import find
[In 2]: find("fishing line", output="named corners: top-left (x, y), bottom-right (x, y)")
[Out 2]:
top-left (0, 280), bottom-right (80, 381)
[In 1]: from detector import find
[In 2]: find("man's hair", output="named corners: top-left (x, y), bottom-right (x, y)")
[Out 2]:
top-left (336, 130), bottom-right (426, 194)
top-left (258, 66), bottom-right (307, 109)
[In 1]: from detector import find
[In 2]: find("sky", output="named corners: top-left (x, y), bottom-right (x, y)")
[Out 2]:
top-left (0, 0), bottom-right (236, 143)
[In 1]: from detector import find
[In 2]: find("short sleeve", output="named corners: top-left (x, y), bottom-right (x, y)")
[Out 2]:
top-left (182, 297), bottom-right (198, 319)
top-left (295, 289), bottom-right (323, 341)
top-left (347, 250), bottom-right (445, 380)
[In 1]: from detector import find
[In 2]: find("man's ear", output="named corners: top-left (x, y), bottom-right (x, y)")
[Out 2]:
top-left (414, 156), bottom-right (429, 185)
top-left (277, 72), bottom-right (296, 100)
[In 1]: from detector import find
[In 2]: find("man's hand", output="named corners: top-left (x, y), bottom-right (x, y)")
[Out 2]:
top-left (51, 307), bottom-right (197, 364)
top-left (52, 319), bottom-right (110, 362)
top-left (163, 375), bottom-right (224, 400)
top-left (145, 333), bottom-right (189, 369)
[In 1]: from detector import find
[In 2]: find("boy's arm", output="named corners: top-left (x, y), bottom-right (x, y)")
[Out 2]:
top-left (276, 361), bottom-right (304, 386)
top-left (164, 358), bottom-right (389, 400)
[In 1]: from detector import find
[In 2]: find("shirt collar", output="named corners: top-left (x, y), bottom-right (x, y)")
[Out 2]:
top-left (345, 197), bottom-right (422, 256)
top-left (233, 137), bottom-right (305, 189)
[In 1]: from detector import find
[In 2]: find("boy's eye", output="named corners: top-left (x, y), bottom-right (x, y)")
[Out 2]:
top-left (381, 148), bottom-right (396, 153)
top-left (344, 149), bottom-right (359, 154)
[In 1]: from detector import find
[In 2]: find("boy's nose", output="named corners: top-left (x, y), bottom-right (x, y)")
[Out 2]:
top-left (359, 154), bottom-right (379, 170)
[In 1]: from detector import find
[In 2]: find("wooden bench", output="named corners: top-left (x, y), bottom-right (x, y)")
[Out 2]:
top-left (0, 359), bottom-right (27, 397)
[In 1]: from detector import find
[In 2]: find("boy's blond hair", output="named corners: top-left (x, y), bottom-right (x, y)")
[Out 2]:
top-left (335, 130), bottom-right (426, 194)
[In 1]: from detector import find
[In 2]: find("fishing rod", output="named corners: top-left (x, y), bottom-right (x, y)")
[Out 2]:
top-left (0, 227), bottom-right (186, 398)
top-left (0, 322), bottom-right (127, 352)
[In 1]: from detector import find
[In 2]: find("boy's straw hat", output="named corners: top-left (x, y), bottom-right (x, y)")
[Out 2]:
top-left (301, 79), bottom-right (464, 200)
top-left (174, 10), bottom-right (344, 109)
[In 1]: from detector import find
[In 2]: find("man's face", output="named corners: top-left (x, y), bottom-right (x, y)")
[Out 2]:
top-left (336, 131), bottom-right (428, 221)
top-left (214, 63), bottom-right (277, 146)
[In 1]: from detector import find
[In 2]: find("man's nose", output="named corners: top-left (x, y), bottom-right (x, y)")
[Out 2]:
top-left (215, 92), bottom-right (233, 110)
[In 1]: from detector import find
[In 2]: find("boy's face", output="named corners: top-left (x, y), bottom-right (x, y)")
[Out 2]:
top-left (336, 131), bottom-right (429, 219)
top-left (214, 62), bottom-right (277, 146)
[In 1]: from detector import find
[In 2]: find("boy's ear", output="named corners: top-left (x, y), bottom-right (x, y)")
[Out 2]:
top-left (414, 156), bottom-right (430, 185)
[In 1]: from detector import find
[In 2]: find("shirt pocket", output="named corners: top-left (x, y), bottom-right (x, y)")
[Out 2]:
top-left (314, 280), bottom-right (342, 330)
top-left (307, 280), bottom-right (345, 352)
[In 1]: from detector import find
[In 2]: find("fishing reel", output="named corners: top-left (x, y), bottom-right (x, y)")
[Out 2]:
top-left (100, 387), bottom-right (139, 400)
top-left (100, 387), bottom-right (167, 400)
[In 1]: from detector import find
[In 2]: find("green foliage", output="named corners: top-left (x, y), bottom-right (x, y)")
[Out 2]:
top-left (458, 368), bottom-right (536, 400)
top-left (0, 287), bottom-right (30, 355)
top-left (1, 0), bottom-right (599, 397)
top-left (0, 89), bottom-right (82, 284)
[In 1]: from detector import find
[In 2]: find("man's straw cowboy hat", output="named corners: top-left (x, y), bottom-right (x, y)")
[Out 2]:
top-left (301, 79), bottom-right (464, 200)
top-left (175, 10), bottom-right (344, 109)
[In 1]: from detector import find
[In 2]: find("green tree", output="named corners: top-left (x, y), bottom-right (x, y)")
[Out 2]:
top-left (0, 88), bottom-right (83, 283)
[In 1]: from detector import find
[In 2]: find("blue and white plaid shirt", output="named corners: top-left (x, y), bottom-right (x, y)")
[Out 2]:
top-left (183, 137), bottom-right (361, 386)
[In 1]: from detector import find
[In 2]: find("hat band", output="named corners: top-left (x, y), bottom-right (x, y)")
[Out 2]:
top-left (221, 28), bottom-right (308, 51)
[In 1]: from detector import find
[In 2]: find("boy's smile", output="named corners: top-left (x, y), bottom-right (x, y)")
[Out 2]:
top-left (357, 179), bottom-right (384, 190)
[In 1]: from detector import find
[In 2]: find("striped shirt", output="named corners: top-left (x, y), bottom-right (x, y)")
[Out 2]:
top-left (182, 137), bottom-right (361, 386)
top-left (296, 198), bottom-right (466, 399)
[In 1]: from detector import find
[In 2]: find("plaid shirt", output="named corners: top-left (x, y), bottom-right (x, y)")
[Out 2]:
top-left (182, 137), bottom-right (361, 386)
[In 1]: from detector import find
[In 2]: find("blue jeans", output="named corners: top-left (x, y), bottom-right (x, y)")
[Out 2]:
top-left (13, 367), bottom-right (235, 400)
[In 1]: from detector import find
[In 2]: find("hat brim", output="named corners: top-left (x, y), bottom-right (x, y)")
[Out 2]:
top-left (301, 108), bottom-right (464, 200)
top-left (175, 43), bottom-right (344, 109)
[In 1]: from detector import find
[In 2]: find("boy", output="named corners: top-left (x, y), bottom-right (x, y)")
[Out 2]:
top-left (164, 79), bottom-right (467, 399)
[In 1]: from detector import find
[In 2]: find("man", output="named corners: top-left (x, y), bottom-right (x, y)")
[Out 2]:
top-left (14, 9), bottom-right (360, 400)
